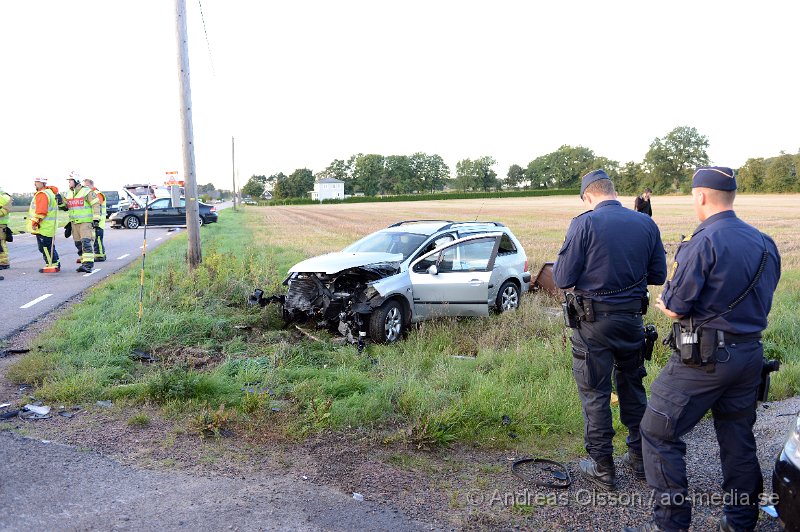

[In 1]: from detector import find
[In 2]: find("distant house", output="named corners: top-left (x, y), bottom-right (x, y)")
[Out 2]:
top-left (310, 178), bottom-right (345, 201)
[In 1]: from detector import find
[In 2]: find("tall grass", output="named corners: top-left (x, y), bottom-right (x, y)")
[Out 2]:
top-left (8, 197), bottom-right (800, 452)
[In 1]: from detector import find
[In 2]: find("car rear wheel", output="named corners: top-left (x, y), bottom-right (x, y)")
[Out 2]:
top-left (123, 215), bottom-right (140, 229)
top-left (198, 216), bottom-right (204, 227)
top-left (496, 280), bottom-right (520, 312)
top-left (369, 299), bottom-right (406, 344)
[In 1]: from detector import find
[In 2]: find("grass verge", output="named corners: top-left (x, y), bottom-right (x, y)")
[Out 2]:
top-left (7, 207), bottom-right (800, 454)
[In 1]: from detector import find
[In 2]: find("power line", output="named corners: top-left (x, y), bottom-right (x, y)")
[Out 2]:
top-left (197, 0), bottom-right (215, 75)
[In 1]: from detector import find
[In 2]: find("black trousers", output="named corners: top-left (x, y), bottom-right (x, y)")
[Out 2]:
top-left (571, 310), bottom-right (646, 460)
top-left (36, 234), bottom-right (60, 265)
top-left (641, 342), bottom-right (763, 531)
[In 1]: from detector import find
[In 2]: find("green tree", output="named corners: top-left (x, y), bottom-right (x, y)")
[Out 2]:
top-left (643, 126), bottom-right (709, 193)
top-left (616, 161), bottom-right (644, 195)
top-left (412, 152), bottom-right (449, 193)
top-left (763, 153), bottom-right (797, 192)
top-left (353, 154), bottom-right (385, 196)
top-left (241, 174), bottom-right (266, 198)
top-left (384, 155), bottom-right (415, 194)
top-left (506, 164), bottom-right (525, 189)
top-left (454, 158), bottom-right (478, 192)
top-left (197, 182), bottom-right (216, 194)
top-left (525, 145), bottom-right (603, 188)
top-left (737, 158), bottom-right (767, 192)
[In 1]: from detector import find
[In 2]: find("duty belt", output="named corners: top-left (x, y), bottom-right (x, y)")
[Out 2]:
top-left (682, 327), bottom-right (761, 346)
top-left (592, 301), bottom-right (642, 313)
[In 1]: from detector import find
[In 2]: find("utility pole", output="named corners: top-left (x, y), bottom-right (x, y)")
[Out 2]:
top-left (231, 136), bottom-right (237, 211)
top-left (175, 0), bottom-right (202, 268)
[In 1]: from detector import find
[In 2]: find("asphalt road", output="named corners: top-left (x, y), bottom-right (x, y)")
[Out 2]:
top-left (0, 430), bottom-right (426, 532)
top-left (0, 201), bottom-right (232, 340)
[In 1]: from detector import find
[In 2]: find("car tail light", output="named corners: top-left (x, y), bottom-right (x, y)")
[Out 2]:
top-left (210, 206), bottom-right (216, 212)
top-left (524, 259), bottom-right (529, 272)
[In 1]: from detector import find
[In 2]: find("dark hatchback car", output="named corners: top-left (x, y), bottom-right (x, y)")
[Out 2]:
top-left (773, 411), bottom-right (800, 530)
top-left (109, 197), bottom-right (218, 229)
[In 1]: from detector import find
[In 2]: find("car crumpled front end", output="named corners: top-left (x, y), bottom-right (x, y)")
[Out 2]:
top-left (249, 260), bottom-right (401, 346)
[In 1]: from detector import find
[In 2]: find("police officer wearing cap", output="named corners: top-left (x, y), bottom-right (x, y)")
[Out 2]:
top-left (553, 170), bottom-right (667, 490)
top-left (627, 167), bottom-right (781, 532)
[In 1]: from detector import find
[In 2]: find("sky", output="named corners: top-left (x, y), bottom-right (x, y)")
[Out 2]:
top-left (1, 1), bottom-right (798, 194)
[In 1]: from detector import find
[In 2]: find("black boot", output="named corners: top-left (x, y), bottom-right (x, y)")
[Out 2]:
top-left (621, 451), bottom-right (646, 480)
top-left (579, 455), bottom-right (615, 490)
top-left (76, 263), bottom-right (93, 273)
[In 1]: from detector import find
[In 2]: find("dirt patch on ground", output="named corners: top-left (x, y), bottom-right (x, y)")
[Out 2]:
top-left (2, 392), bottom-right (791, 530)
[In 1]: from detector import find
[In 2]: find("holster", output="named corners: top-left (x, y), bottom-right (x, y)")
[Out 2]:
top-left (562, 292), bottom-right (595, 328)
top-left (640, 293), bottom-right (650, 315)
top-left (642, 324), bottom-right (658, 361)
top-left (4, 226), bottom-right (13, 243)
top-left (64, 222), bottom-right (72, 238)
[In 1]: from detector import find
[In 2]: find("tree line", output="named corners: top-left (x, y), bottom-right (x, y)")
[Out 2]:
top-left (241, 126), bottom-right (799, 199)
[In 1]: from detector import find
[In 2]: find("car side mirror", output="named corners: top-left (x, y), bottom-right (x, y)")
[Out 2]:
top-left (427, 264), bottom-right (438, 276)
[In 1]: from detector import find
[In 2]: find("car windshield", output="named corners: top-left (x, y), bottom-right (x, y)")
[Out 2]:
top-left (343, 231), bottom-right (428, 261)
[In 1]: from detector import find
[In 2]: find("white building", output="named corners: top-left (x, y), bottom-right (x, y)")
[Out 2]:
top-left (310, 178), bottom-right (345, 201)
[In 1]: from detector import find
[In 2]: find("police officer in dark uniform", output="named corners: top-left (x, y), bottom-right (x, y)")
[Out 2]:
top-left (627, 167), bottom-right (781, 532)
top-left (553, 169), bottom-right (667, 489)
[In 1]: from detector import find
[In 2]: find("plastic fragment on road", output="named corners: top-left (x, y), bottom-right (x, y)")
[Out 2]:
top-left (96, 400), bottom-right (113, 408)
top-left (0, 403), bottom-right (11, 409)
top-left (24, 404), bottom-right (51, 415)
top-left (352, 493), bottom-right (364, 502)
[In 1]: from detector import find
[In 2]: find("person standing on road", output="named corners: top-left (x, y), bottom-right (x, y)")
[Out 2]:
top-left (60, 172), bottom-right (101, 273)
top-left (0, 186), bottom-right (12, 271)
top-left (553, 169), bottom-right (667, 490)
top-left (82, 178), bottom-right (106, 262)
top-left (27, 178), bottom-right (62, 272)
top-left (626, 167), bottom-right (781, 532)
top-left (634, 188), bottom-right (653, 217)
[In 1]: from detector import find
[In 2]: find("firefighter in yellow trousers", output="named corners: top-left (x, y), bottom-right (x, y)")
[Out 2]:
top-left (83, 178), bottom-right (106, 261)
top-left (60, 172), bottom-right (101, 273)
top-left (0, 187), bottom-right (12, 272)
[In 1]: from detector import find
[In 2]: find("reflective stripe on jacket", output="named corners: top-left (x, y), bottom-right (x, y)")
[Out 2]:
top-left (64, 186), bottom-right (98, 223)
top-left (0, 191), bottom-right (11, 225)
top-left (26, 188), bottom-right (58, 236)
top-left (93, 188), bottom-right (107, 229)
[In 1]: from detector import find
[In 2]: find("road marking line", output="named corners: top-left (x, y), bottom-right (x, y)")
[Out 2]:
top-left (20, 294), bottom-right (53, 309)
top-left (83, 268), bottom-right (102, 277)
top-left (139, 245), bottom-right (144, 249)
top-left (117, 254), bottom-right (130, 260)
top-left (155, 237), bottom-right (162, 241)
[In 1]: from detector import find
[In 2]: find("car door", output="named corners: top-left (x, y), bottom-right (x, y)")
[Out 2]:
top-left (409, 233), bottom-right (501, 320)
top-left (145, 198), bottom-right (175, 225)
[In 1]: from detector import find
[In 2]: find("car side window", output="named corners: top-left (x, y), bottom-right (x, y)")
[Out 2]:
top-left (149, 198), bottom-right (170, 210)
top-left (419, 235), bottom-right (454, 256)
top-left (498, 234), bottom-right (518, 255)
top-left (437, 239), bottom-right (495, 272)
top-left (414, 238), bottom-right (495, 274)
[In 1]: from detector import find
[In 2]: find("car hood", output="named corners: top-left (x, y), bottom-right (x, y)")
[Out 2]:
top-left (289, 252), bottom-right (404, 275)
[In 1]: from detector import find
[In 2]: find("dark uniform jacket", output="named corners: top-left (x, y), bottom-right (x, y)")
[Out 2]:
top-left (661, 210), bottom-right (781, 334)
top-left (553, 200), bottom-right (667, 304)
top-left (634, 196), bottom-right (652, 217)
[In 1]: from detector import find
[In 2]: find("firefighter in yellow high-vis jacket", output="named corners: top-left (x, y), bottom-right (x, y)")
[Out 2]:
top-left (60, 171), bottom-right (101, 273)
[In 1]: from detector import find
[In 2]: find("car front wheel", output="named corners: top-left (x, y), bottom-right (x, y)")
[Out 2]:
top-left (496, 280), bottom-right (520, 312)
top-left (369, 299), bottom-right (406, 344)
top-left (123, 215), bottom-right (140, 229)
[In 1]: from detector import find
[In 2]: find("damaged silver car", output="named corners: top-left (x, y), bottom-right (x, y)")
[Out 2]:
top-left (249, 220), bottom-right (531, 345)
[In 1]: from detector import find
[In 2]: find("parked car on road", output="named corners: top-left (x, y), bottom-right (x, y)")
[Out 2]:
top-left (250, 220), bottom-right (531, 344)
top-left (109, 198), bottom-right (218, 229)
top-left (773, 411), bottom-right (800, 530)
